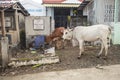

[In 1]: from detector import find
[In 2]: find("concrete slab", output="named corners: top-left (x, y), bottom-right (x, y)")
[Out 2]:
top-left (1, 64), bottom-right (120, 80)
top-left (8, 56), bottom-right (59, 67)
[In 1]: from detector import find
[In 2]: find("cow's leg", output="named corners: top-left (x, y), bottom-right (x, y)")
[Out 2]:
top-left (102, 38), bottom-right (108, 58)
top-left (103, 40), bottom-right (108, 57)
top-left (78, 40), bottom-right (84, 59)
top-left (107, 36), bottom-right (111, 47)
top-left (97, 41), bottom-right (104, 58)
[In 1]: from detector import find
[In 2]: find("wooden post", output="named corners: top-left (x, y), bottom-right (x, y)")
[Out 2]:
top-left (15, 9), bottom-right (20, 42)
top-left (1, 10), bottom-right (6, 37)
top-left (0, 10), bottom-right (9, 68)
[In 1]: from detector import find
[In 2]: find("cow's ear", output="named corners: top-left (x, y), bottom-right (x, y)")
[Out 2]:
top-left (69, 28), bottom-right (74, 32)
top-left (67, 27), bottom-right (71, 31)
top-left (68, 26), bottom-right (74, 31)
top-left (67, 27), bottom-right (70, 30)
top-left (69, 29), bottom-right (73, 32)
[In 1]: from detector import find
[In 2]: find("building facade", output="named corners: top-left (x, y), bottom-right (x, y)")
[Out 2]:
top-left (42, 0), bottom-right (83, 28)
top-left (82, 0), bottom-right (115, 25)
top-left (79, 0), bottom-right (120, 44)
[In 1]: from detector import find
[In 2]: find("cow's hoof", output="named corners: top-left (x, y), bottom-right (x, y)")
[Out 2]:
top-left (59, 59), bottom-right (62, 62)
top-left (96, 56), bottom-right (100, 58)
top-left (77, 56), bottom-right (81, 59)
top-left (103, 56), bottom-right (107, 60)
top-left (81, 54), bottom-right (84, 55)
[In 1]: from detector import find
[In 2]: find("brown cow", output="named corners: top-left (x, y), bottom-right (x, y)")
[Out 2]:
top-left (45, 27), bottom-right (65, 49)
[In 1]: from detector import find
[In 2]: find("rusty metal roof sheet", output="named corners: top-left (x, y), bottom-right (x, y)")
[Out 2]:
top-left (0, 2), bottom-right (14, 9)
top-left (42, 0), bottom-right (83, 7)
top-left (0, 2), bottom-right (30, 16)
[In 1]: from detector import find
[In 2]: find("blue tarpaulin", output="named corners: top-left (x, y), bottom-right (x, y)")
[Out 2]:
top-left (34, 35), bottom-right (45, 49)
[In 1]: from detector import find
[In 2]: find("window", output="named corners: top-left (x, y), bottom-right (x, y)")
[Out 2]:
top-left (33, 19), bottom-right (44, 30)
top-left (104, 0), bottom-right (115, 22)
top-left (104, 4), bottom-right (114, 22)
top-left (5, 17), bottom-right (11, 27)
top-left (0, 16), bottom-right (13, 28)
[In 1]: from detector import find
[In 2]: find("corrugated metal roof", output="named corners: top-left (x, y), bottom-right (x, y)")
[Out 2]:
top-left (62, 0), bottom-right (82, 4)
top-left (0, 0), bottom-right (19, 9)
top-left (43, 3), bottom-right (80, 7)
top-left (43, 0), bottom-right (65, 4)
top-left (42, 0), bottom-right (83, 7)
top-left (0, 2), bottom-right (30, 16)
top-left (78, 0), bottom-right (90, 10)
top-left (0, 2), bottom-right (13, 8)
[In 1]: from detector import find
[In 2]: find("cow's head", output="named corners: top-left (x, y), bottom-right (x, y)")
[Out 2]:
top-left (62, 28), bottom-right (73, 40)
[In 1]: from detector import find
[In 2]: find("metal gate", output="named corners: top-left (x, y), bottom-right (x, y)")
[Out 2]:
top-left (54, 16), bottom-right (87, 28)
top-left (54, 16), bottom-right (67, 28)
top-left (70, 16), bottom-right (87, 27)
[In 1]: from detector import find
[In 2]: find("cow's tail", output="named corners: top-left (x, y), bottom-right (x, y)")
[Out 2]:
top-left (107, 27), bottom-right (112, 47)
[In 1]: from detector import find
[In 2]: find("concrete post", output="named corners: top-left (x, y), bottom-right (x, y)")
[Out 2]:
top-left (0, 10), bottom-right (9, 68)
top-left (1, 37), bottom-right (9, 68)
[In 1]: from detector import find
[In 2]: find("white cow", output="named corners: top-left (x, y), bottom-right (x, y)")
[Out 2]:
top-left (62, 24), bottom-right (111, 59)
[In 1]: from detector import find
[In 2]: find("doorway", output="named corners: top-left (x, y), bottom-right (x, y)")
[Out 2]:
top-left (54, 8), bottom-right (70, 28)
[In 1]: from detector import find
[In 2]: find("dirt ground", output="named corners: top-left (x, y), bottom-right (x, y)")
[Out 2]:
top-left (0, 43), bottom-right (120, 76)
